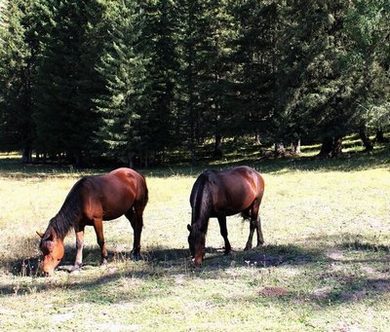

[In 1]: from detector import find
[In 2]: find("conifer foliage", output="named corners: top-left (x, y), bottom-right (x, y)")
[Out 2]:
top-left (0, 0), bottom-right (388, 165)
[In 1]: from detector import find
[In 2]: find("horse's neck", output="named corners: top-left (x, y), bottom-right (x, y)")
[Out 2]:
top-left (49, 211), bottom-right (75, 240)
top-left (193, 216), bottom-right (210, 234)
top-left (192, 177), bottom-right (212, 221)
top-left (43, 222), bottom-right (62, 241)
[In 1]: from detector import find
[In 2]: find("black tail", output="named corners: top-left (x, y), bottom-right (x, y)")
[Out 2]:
top-left (138, 174), bottom-right (149, 209)
top-left (241, 209), bottom-right (251, 221)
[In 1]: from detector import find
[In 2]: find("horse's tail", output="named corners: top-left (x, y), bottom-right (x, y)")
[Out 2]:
top-left (139, 174), bottom-right (149, 208)
top-left (241, 209), bottom-right (251, 221)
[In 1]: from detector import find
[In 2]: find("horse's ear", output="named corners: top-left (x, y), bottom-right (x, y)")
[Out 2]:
top-left (36, 231), bottom-right (44, 238)
top-left (187, 224), bottom-right (192, 232)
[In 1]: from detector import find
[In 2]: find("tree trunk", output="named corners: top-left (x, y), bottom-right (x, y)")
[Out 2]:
top-left (213, 134), bottom-right (223, 159)
top-left (359, 126), bottom-right (373, 152)
top-left (375, 128), bottom-right (387, 143)
top-left (127, 152), bottom-right (135, 168)
top-left (143, 153), bottom-right (149, 168)
top-left (274, 142), bottom-right (286, 156)
top-left (318, 136), bottom-right (343, 158)
top-left (254, 131), bottom-right (261, 145)
top-left (74, 154), bottom-right (83, 168)
top-left (21, 145), bottom-right (32, 163)
top-left (291, 139), bottom-right (301, 154)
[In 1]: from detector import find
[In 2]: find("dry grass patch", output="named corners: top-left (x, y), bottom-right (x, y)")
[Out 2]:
top-left (0, 149), bottom-right (389, 331)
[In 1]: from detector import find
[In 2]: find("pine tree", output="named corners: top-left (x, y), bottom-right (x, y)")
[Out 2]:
top-left (230, 0), bottom-right (279, 147)
top-left (277, 1), bottom-right (350, 156)
top-left (130, 0), bottom-right (179, 166)
top-left (33, 0), bottom-right (106, 165)
top-left (177, 0), bottom-right (235, 160)
top-left (344, 0), bottom-right (390, 149)
top-left (0, 0), bottom-right (39, 162)
top-left (95, 0), bottom-right (147, 166)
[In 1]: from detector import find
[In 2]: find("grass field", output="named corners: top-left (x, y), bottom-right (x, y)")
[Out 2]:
top-left (0, 142), bottom-right (389, 331)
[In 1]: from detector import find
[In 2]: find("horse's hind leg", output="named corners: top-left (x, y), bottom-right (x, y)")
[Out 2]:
top-left (125, 205), bottom-right (144, 260)
top-left (218, 216), bottom-right (231, 255)
top-left (244, 200), bottom-right (264, 250)
top-left (255, 215), bottom-right (264, 247)
top-left (93, 219), bottom-right (108, 265)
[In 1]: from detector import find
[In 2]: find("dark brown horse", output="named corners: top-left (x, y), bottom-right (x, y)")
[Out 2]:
top-left (187, 166), bottom-right (265, 266)
top-left (37, 168), bottom-right (148, 276)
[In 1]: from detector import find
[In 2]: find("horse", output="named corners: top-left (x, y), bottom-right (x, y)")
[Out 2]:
top-left (37, 168), bottom-right (148, 276)
top-left (187, 166), bottom-right (265, 266)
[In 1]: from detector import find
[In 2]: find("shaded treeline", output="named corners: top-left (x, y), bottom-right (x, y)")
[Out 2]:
top-left (0, 0), bottom-right (388, 166)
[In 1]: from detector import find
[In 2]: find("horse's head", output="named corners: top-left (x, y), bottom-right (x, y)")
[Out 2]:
top-left (187, 224), bottom-right (205, 267)
top-left (37, 228), bottom-right (64, 276)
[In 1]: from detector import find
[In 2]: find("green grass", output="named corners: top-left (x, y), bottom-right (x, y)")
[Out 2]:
top-left (0, 142), bottom-right (389, 331)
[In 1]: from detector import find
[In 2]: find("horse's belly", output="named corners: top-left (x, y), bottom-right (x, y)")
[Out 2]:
top-left (101, 191), bottom-right (135, 220)
top-left (84, 198), bottom-right (133, 221)
top-left (211, 207), bottom-right (241, 218)
top-left (102, 205), bottom-right (132, 221)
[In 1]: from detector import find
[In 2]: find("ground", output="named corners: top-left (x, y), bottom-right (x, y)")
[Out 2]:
top-left (0, 140), bottom-right (389, 331)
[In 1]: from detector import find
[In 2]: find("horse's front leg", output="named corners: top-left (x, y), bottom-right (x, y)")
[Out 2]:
top-left (218, 216), bottom-right (231, 255)
top-left (93, 219), bottom-right (108, 265)
top-left (72, 225), bottom-right (85, 272)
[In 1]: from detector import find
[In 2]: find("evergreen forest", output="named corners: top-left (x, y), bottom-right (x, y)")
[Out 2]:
top-left (0, 0), bottom-right (389, 166)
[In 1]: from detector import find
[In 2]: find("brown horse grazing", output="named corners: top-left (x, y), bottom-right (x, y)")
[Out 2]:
top-left (37, 168), bottom-right (148, 276)
top-left (187, 166), bottom-right (265, 266)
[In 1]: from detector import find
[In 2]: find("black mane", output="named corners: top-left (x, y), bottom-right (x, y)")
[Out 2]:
top-left (44, 178), bottom-right (86, 240)
top-left (191, 170), bottom-right (214, 232)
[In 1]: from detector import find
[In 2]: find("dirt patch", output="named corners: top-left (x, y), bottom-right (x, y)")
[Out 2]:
top-left (340, 289), bottom-right (368, 302)
top-left (258, 286), bottom-right (289, 298)
top-left (310, 286), bottom-right (333, 300)
top-left (326, 249), bottom-right (344, 261)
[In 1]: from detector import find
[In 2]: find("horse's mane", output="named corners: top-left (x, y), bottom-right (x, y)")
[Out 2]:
top-left (191, 170), bottom-right (214, 232)
top-left (45, 178), bottom-right (86, 240)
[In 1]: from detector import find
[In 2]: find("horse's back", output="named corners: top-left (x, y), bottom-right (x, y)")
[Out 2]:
top-left (192, 166), bottom-right (264, 217)
top-left (211, 166), bottom-right (264, 197)
top-left (228, 166), bottom-right (264, 197)
top-left (80, 168), bottom-right (147, 221)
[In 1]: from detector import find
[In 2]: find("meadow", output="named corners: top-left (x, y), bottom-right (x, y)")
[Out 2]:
top-left (0, 141), bottom-right (389, 331)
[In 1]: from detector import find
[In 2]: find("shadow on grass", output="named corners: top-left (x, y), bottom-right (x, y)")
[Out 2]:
top-left (341, 239), bottom-right (390, 253)
top-left (0, 144), bottom-right (389, 179)
top-left (140, 145), bottom-right (390, 178)
top-left (6, 243), bottom-right (317, 277)
top-left (1, 235), bottom-right (389, 307)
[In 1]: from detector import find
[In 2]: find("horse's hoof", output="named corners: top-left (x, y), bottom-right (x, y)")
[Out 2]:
top-left (70, 265), bottom-right (81, 274)
top-left (244, 245), bottom-right (252, 251)
top-left (131, 252), bottom-right (141, 261)
top-left (101, 258), bottom-right (108, 266)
